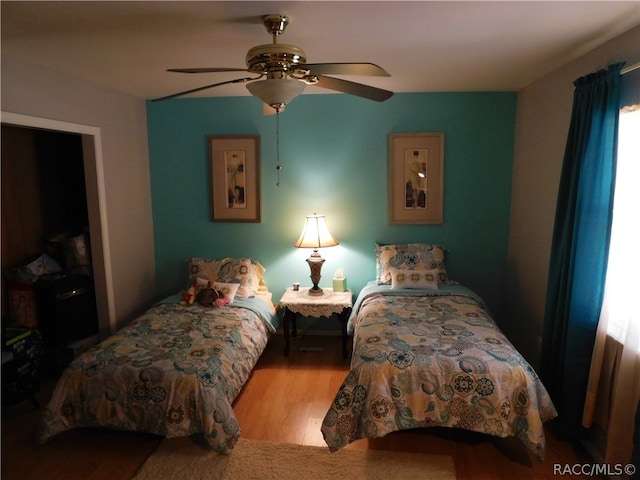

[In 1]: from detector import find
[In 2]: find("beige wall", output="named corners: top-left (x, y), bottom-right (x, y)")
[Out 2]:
top-left (1, 52), bottom-right (156, 334)
top-left (502, 26), bottom-right (640, 369)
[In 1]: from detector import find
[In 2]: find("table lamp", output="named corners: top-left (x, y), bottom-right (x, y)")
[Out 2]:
top-left (294, 213), bottom-right (339, 295)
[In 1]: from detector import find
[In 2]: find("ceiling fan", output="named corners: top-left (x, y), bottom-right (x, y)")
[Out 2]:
top-left (154, 14), bottom-right (393, 108)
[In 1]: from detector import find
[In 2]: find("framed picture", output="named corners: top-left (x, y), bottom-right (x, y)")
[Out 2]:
top-left (388, 132), bottom-right (444, 224)
top-left (209, 135), bottom-right (261, 222)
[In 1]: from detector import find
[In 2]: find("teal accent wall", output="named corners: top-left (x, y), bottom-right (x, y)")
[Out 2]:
top-left (146, 92), bottom-right (516, 325)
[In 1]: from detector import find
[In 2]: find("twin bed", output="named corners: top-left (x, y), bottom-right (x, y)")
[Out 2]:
top-left (37, 246), bottom-right (557, 460)
top-left (321, 243), bottom-right (557, 460)
top-left (36, 257), bottom-right (278, 453)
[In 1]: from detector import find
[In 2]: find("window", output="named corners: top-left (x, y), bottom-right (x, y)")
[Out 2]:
top-left (601, 105), bottom-right (640, 349)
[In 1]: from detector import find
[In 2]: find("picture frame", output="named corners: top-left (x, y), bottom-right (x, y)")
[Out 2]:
top-left (388, 132), bottom-right (444, 224)
top-left (209, 135), bottom-right (261, 222)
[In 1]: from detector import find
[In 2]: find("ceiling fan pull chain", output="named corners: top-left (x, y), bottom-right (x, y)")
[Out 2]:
top-left (276, 108), bottom-right (282, 186)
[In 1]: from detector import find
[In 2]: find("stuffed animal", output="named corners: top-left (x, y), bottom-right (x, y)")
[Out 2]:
top-left (197, 287), bottom-right (230, 308)
top-left (180, 280), bottom-right (230, 308)
top-left (180, 283), bottom-right (197, 305)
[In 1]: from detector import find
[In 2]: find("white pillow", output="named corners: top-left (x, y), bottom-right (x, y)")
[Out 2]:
top-left (390, 268), bottom-right (440, 290)
top-left (213, 282), bottom-right (241, 303)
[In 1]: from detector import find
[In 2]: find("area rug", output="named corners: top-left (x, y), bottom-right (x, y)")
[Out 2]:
top-left (132, 437), bottom-right (456, 480)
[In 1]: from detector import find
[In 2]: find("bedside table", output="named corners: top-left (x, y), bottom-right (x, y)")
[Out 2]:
top-left (279, 287), bottom-right (352, 358)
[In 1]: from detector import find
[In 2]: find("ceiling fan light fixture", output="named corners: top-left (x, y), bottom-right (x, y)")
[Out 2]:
top-left (246, 78), bottom-right (306, 108)
top-left (160, 14), bottom-right (393, 103)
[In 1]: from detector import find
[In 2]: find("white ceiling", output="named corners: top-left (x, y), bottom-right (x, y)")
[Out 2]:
top-left (2, 1), bottom-right (639, 101)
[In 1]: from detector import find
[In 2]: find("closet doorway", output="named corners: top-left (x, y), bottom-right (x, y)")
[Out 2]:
top-left (1, 112), bottom-right (114, 341)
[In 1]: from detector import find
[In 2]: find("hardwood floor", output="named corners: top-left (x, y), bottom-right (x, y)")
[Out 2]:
top-left (2, 334), bottom-right (599, 480)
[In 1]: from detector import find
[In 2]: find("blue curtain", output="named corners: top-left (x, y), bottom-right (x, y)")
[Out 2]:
top-left (540, 63), bottom-right (623, 438)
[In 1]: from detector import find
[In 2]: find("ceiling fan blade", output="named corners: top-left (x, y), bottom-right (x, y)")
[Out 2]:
top-left (153, 77), bottom-right (258, 102)
top-left (168, 67), bottom-right (249, 74)
top-left (300, 63), bottom-right (390, 77)
top-left (314, 76), bottom-right (393, 102)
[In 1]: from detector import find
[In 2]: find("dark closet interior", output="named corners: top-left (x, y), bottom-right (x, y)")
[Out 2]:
top-left (2, 124), bottom-right (98, 368)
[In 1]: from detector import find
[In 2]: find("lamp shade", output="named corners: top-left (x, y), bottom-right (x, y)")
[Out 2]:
top-left (295, 214), bottom-right (338, 296)
top-left (246, 79), bottom-right (306, 108)
top-left (295, 214), bottom-right (339, 249)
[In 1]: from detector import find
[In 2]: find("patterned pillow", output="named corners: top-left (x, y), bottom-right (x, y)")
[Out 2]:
top-left (188, 257), bottom-right (265, 298)
top-left (389, 268), bottom-right (440, 290)
top-left (217, 258), bottom-right (266, 297)
top-left (213, 282), bottom-right (240, 303)
top-left (189, 258), bottom-right (223, 284)
top-left (193, 277), bottom-right (211, 298)
top-left (375, 243), bottom-right (449, 285)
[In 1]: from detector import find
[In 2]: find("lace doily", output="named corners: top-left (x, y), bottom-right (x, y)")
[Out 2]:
top-left (280, 287), bottom-right (352, 317)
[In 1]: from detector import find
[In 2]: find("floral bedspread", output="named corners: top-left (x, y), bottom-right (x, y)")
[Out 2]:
top-left (36, 297), bottom-right (278, 453)
top-left (321, 283), bottom-right (557, 459)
